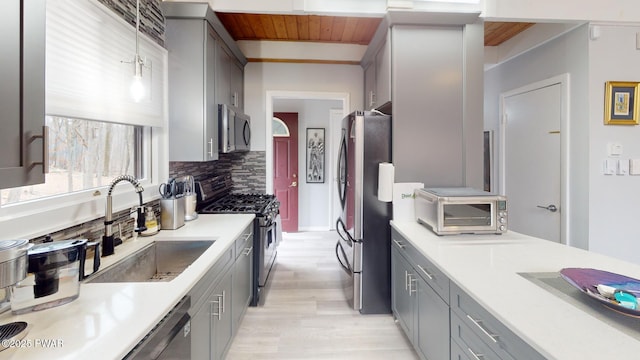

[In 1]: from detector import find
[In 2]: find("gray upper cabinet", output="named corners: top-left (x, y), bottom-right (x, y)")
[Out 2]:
top-left (163, 2), bottom-right (247, 162)
top-left (361, 16), bottom-right (484, 187)
top-left (216, 42), bottom-right (245, 110)
top-left (0, 0), bottom-right (46, 190)
top-left (165, 18), bottom-right (219, 161)
top-left (362, 32), bottom-right (390, 110)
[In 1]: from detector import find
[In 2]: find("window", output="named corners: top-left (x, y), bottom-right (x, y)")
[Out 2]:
top-left (272, 117), bottom-right (290, 137)
top-left (0, 117), bottom-right (143, 206)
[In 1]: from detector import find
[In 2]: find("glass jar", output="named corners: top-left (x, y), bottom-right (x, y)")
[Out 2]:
top-left (140, 207), bottom-right (159, 236)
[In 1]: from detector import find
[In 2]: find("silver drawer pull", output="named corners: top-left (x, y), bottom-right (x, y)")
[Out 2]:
top-left (243, 246), bottom-right (253, 256)
top-left (467, 347), bottom-right (485, 360)
top-left (392, 238), bottom-right (406, 249)
top-left (417, 265), bottom-right (433, 280)
top-left (466, 315), bottom-right (499, 343)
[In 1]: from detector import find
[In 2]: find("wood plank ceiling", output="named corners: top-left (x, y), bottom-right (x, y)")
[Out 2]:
top-left (216, 13), bottom-right (382, 45)
top-left (215, 13), bottom-right (535, 62)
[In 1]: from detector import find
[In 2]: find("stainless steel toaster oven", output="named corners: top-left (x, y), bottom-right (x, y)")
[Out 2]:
top-left (414, 187), bottom-right (507, 235)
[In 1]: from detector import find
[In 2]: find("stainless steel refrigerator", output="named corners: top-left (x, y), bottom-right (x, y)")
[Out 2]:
top-left (335, 110), bottom-right (392, 314)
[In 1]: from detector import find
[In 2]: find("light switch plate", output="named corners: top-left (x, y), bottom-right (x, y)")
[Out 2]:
top-left (630, 159), bottom-right (640, 175)
top-left (617, 159), bottom-right (629, 175)
top-left (604, 159), bottom-right (616, 175)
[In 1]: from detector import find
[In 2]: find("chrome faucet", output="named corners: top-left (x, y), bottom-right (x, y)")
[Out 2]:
top-left (103, 175), bottom-right (147, 256)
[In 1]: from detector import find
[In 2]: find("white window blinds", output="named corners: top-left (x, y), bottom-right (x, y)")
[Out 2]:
top-left (46, 0), bottom-right (167, 127)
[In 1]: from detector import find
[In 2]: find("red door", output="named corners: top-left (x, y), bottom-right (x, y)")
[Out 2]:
top-left (273, 112), bottom-right (298, 232)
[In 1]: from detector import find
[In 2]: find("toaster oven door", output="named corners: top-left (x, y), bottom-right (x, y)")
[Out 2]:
top-left (441, 203), bottom-right (493, 228)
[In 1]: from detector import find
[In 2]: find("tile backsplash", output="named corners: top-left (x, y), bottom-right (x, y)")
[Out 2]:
top-left (169, 151), bottom-right (267, 195)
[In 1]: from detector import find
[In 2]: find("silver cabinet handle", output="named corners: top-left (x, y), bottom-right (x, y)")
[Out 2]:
top-left (417, 265), bottom-right (433, 280)
top-left (466, 315), bottom-right (499, 343)
top-left (404, 270), bottom-right (409, 291)
top-left (467, 347), bottom-right (485, 360)
top-left (536, 204), bottom-right (558, 212)
top-left (208, 138), bottom-right (215, 157)
top-left (222, 290), bottom-right (226, 314)
top-left (393, 238), bottom-right (406, 249)
top-left (243, 246), bottom-right (253, 256)
top-left (31, 125), bottom-right (49, 173)
top-left (211, 295), bottom-right (222, 320)
top-left (408, 275), bottom-right (417, 296)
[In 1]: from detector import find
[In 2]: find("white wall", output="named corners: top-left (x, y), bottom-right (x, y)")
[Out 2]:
top-left (245, 62), bottom-right (362, 150)
top-left (587, 24), bottom-right (640, 263)
top-left (274, 99), bottom-right (342, 230)
top-left (484, 24), bottom-right (590, 250)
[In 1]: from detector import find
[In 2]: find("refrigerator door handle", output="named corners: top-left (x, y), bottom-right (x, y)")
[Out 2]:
top-left (335, 241), bottom-right (352, 274)
top-left (336, 218), bottom-right (355, 246)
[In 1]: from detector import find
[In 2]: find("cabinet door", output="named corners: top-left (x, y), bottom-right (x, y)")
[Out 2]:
top-left (230, 60), bottom-right (244, 110)
top-left (211, 272), bottom-right (233, 360)
top-left (391, 247), bottom-right (414, 338)
top-left (0, 0), bottom-right (46, 189)
top-left (364, 61), bottom-right (376, 110)
top-left (190, 300), bottom-right (211, 360)
top-left (204, 24), bottom-right (219, 161)
top-left (374, 34), bottom-right (391, 107)
top-left (232, 237), bottom-right (253, 333)
top-left (415, 275), bottom-right (450, 360)
top-left (216, 42), bottom-right (233, 107)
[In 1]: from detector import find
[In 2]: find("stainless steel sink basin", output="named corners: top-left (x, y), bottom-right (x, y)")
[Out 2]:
top-left (86, 240), bottom-right (214, 283)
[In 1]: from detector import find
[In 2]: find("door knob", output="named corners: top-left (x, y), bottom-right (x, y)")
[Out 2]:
top-left (289, 181), bottom-right (297, 187)
top-left (536, 204), bottom-right (558, 212)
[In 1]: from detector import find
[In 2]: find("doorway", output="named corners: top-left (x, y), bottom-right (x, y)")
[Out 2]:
top-left (499, 74), bottom-right (570, 244)
top-left (273, 112), bottom-right (299, 232)
top-left (265, 91), bottom-right (349, 231)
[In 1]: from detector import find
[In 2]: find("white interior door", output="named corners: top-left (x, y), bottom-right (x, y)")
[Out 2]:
top-left (503, 83), bottom-right (562, 242)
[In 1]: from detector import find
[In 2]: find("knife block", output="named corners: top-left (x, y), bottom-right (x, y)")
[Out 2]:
top-left (160, 197), bottom-right (185, 230)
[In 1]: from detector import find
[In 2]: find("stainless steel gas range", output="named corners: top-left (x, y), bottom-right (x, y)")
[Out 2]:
top-left (199, 192), bottom-right (280, 306)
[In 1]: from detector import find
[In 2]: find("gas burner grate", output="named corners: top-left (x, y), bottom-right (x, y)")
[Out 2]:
top-left (0, 322), bottom-right (28, 351)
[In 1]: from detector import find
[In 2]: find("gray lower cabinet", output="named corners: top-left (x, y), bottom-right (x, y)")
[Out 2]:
top-left (0, 0), bottom-right (46, 190)
top-left (391, 226), bottom-right (545, 360)
top-left (391, 230), bottom-right (450, 360)
top-left (232, 230), bottom-right (253, 333)
top-left (190, 223), bottom-right (253, 360)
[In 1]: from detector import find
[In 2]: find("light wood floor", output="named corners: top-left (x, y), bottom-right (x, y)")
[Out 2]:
top-left (226, 231), bottom-right (418, 360)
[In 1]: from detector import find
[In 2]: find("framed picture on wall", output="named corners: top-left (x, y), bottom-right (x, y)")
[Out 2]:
top-left (604, 81), bottom-right (640, 125)
top-left (306, 128), bottom-right (325, 183)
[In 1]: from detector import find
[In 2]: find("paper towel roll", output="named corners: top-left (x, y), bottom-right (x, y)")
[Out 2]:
top-left (377, 162), bottom-right (394, 202)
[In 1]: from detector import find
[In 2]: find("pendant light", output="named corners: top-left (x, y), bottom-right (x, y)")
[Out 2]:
top-left (130, 0), bottom-right (146, 102)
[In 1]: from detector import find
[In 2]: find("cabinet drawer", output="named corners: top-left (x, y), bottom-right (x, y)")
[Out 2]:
top-left (234, 224), bottom-right (253, 259)
top-left (451, 283), bottom-right (545, 360)
top-left (451, 337), bottom-right (473, 360)
top-left (451, 311), bottom-right (502, 360)
top-left (391, 228), bottom-right (449, 304)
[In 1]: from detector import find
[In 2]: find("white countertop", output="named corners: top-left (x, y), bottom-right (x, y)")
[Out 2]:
top-left (391, 220), bottom-right (640, 360)
top-left (0, 214), bottom-right (254, 360)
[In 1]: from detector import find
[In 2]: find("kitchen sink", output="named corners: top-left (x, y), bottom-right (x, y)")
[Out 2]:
top-left (85, 240), bottom-right (215, 283)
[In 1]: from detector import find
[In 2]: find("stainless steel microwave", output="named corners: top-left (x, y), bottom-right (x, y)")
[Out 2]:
top-left (415, 187), bottom-right (508, 235)
top-left (219, 104), bottom-right (251, 153)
